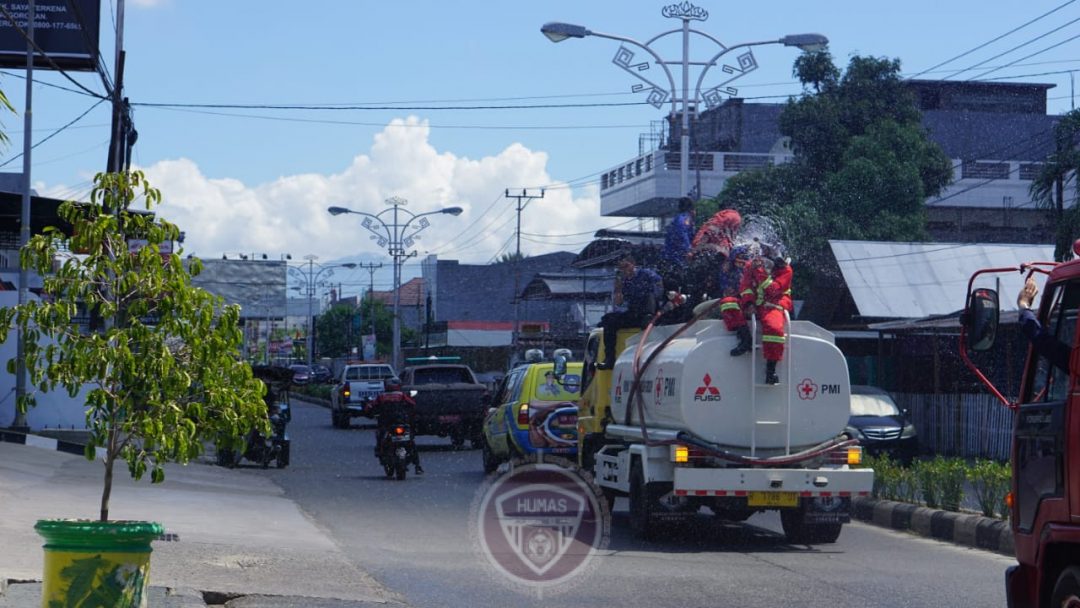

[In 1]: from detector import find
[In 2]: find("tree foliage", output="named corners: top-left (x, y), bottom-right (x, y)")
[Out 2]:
top-left (1030, 108), bottom-right (1080, 261)
top-left (718, 52), bottom-right (953, 284)
top-left (315, 298), bottom-right (415, 358)
top-left (0, 171), bottom-right (268, 521)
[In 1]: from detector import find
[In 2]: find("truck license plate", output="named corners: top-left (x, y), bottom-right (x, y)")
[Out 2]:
top-left (747, 491), bottom-right (798, 507)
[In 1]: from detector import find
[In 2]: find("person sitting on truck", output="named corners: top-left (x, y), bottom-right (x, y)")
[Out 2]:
top-left (728, 246), bottom-right (794, 385)
top-left (1017, 276), bottom-right (1070, 372)
top-left (597, 254), bottom-right (663, 370)
top-left (367, 377), bottom-right (424, 474)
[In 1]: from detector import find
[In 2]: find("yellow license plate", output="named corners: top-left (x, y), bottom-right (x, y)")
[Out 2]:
top-left (746, 491), bottom-right (798, 507)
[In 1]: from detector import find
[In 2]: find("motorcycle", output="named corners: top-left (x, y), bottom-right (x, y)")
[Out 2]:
top-left (377, 418), bottom-right (416, 481)
top-left (218, 401), bottom-right (291, 469)
top-left (217, 365), bottom-right (293, 469)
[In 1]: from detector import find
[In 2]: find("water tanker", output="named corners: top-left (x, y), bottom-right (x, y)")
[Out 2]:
top-left (608, 320), bottom-right (851, 453)
top-left (571, 314), bottom-right (873, 544)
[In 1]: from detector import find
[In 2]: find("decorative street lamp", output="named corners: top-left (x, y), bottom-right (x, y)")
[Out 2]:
top-left (328, 197), bottom-right (462, 370)
top-left (288, 256), bottom-right (357, 366)
top-left (541, 4), bottom-right (827, 204)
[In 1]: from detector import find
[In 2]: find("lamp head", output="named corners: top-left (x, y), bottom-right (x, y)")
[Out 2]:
top-left (541, 22), bottom-right (588, 43)
top-left (342, 263), bottom-right (358, 269)
top-left (442, 206), bottom-right (464, 216)
top-left (327, 206), bottom-right (350, 216)
top-left (780, 33), bottom-right (829, 52)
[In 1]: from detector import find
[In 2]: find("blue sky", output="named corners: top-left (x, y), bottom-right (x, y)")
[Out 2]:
top-left (3, 0), bottom-right (1079, 295)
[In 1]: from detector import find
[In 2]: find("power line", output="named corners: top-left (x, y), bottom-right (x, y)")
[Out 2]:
top-left (950, 14), bottom-right (1080, 81)
top-left (0, 98), bottom-right (106, 168)
top-left (909, 0), bottom-right (1078, 79)
top-left (141, 106), bottom-right (648, 131)
top-left (0, 69), bottom-right (101, 97)
top-left (968, 30), bottom-right (1080, 81)
top-left (133, 100), bottom-right (648, 111)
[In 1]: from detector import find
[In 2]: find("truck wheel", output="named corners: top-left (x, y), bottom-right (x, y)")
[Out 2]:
top-left (331, 410), bottom-right (344, 429)
top-left (602, 488), bottom-right (618, 512)
top-left (481, 441), bottom-right (499, 474)
top-left (781, 508), bottom-right (843, 544)
top-left (1051, 566), bottom-right (1080, 607)
top-left (629, 458), bottom-right (662, 541)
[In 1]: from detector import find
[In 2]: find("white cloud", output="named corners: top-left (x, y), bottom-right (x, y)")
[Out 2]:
top-left (44, 117), bottom-right (606, 266)
top-left (130, 0), bottom-right (168, 7)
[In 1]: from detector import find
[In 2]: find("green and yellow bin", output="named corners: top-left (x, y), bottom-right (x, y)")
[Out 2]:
top-left (35, 519), bottom-right (163, 608)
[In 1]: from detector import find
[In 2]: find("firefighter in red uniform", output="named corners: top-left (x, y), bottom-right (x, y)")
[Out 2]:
top-left (691, 208), bottom-right (742, 254)
top-left (367, 377), bottom-right (424, 474)
top-left (727, 249), bottom-right (793, 385)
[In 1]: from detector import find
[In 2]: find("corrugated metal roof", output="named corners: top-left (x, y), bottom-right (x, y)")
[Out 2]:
top-left (830, 240), bottom-right (1055, 319)
top-left (522, 271), bottom-right (614, 300)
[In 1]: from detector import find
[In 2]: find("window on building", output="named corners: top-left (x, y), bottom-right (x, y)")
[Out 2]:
top-left (1019, 163), bottom-right (1044, 181)
top-left (961, 161), bottom-right (1011, 180)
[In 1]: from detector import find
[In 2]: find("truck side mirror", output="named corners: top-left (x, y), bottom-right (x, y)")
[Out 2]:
top-left (964, 287), bottom-right (999, 352)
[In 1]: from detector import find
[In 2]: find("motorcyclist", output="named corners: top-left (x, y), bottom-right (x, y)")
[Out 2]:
top-left (367, 377), bottom-right (423, 474)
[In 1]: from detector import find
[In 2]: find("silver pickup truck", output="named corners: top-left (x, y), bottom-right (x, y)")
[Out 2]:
top-left (330, 363), bottom-right (395, 428)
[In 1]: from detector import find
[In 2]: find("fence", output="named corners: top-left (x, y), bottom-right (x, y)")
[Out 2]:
top-left (894, 393), bottom-right (1013, 461)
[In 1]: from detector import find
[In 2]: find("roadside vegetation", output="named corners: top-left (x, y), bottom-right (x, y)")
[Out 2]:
top-left (863, 454), bottom-right (1011, 519)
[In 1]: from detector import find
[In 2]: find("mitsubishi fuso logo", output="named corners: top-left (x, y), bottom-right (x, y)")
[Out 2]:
top-left (694, 373), bottom-right (721, 402)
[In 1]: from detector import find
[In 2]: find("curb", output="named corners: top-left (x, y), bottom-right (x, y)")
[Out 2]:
top-left (853, 497), bottom-right (1014, 557)
top-left (0, 428), bottom-right (107, 459)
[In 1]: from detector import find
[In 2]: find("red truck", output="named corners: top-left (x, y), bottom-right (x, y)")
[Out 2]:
top-left (961, 246), bottom-right (1080, 607)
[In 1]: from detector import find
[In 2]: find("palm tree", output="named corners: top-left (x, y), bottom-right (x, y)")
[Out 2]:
top-left (1031, 109), bottom-right (1080, 260)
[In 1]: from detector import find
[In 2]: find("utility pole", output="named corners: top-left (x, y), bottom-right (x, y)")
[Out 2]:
top-left (357, 262), bottom-right (383, 360)
top-left (106, 0), bottom-right (129, 173)
top-left (504, 188), bottom-right (544, 354)
top-left (11, 0), bottom-right (34, 431)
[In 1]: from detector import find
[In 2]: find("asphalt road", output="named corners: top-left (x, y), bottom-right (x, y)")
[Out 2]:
top-left (252, 400), bottom-right (1015, 608)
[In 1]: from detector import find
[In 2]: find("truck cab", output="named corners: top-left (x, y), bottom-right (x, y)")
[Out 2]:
top-left (963, 255), bottom-right (1080, 607)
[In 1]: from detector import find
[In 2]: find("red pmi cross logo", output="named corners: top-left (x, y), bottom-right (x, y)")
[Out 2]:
top-left (797, 378), bottom-right (818, 400)
top-left (694, 374), bottom-right (721, 402)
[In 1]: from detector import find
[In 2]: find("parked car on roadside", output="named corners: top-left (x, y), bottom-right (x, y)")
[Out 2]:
top-left (311, 364), bottom-right (333, 384)
top-left (845, 385), bottom-right (918, 464)
top-left (481, 361), bottom-right (584, 473)
top-left (289, 364), bottom-right (313, 385)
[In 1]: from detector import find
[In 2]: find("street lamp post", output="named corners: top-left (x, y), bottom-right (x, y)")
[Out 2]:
top-left (288, 257), bottom-right (357, 366)
top-left (541, 5), bottom-right (826, 204)
top-left (328, 197), bottom-right (462, 370)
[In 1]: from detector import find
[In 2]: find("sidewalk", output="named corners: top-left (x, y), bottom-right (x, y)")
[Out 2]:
top-left (0, 439), bottom-right (404, 607)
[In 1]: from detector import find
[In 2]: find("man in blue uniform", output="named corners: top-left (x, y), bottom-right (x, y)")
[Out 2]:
top-left (659, 197), bottom-right (695, 291)
top-left (598, 254), bottom-right (663, 369)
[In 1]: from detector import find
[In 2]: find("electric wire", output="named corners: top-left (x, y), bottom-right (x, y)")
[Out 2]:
top-left (140, 106), bottom-right (648, 131)
top-left (134, 100), bottom-right (648, 111)
top-left (0, 69), bottom-right (101, 97)
top-left (909, 0), bottom-right (1078, 79)
top-left (0, 98), bottom-right (106, 168)
top-left (943, 15), bottom-right (1080, 81)
top-left (967, 31), bottom-right (1080, 82)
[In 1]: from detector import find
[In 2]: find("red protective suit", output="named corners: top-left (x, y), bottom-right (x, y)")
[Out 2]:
top-left (691, 209), bottom-right (742, 254)
top-left (729, 259), bottom-right (793, 362)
